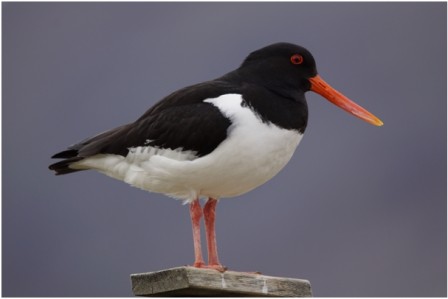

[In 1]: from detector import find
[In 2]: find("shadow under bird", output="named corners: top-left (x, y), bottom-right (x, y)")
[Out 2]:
top-left (49, 42), bottom-right (383, 272)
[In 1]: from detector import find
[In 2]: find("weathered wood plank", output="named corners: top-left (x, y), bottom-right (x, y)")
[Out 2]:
top-left (131, 266), bottom-right (312, 297)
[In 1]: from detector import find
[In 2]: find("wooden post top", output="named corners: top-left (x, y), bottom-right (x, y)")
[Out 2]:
top-left (131, 266), bottom-right (312, 297)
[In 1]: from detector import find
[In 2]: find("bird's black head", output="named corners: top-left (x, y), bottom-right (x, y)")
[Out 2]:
top-left (234, 42), bottom-right (383, 127)
top-left (238, 42), bottom-right (318, 94)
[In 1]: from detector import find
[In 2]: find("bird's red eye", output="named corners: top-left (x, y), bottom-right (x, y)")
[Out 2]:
top-left (290, 54), bottom-right (304, 65)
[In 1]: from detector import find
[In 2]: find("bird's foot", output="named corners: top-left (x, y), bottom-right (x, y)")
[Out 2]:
top-left (192, 261), bottom-right (206, 268)
top-left (204, 264), bottom-right (228, 272)
top-left (190, 263), bottom-right (227, 272)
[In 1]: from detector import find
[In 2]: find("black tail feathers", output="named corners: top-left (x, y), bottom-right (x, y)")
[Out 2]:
top-left (49, 148), bottom-right (85, 175)
top-left (49, 124), bottom-right (129, 176)
top-left (48, 158), bottom-right (84, 175)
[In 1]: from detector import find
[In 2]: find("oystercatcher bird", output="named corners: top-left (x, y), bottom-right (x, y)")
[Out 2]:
top-left (49, 42), bottom-right (383, 271)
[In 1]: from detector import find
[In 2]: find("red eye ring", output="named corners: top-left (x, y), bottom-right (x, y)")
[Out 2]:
top-left (290, 54), bottom-right (304, 65)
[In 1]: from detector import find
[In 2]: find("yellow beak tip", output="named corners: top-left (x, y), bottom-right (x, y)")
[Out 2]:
top-left (375, 119), bottom-right (384, 127)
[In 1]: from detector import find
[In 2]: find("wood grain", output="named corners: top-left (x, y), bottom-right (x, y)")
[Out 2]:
top-left (131, 266), bottom-right (312, 297)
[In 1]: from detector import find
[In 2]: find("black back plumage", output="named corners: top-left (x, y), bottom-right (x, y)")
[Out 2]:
top-left (49, 81), bottom-right (236, 175)
top-left (49, 42), bottom-right (316, 175)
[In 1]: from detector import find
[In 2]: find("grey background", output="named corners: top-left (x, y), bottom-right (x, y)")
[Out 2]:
top-left (3, 2), bottom-right (446, 297)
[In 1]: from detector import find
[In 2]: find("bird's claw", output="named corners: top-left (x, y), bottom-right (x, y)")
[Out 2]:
top-left (190, 263), bottom-right (227, 272)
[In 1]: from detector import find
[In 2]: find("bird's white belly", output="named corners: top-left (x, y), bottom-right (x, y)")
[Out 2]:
top-left (73, 94), bottom-right (303, 202)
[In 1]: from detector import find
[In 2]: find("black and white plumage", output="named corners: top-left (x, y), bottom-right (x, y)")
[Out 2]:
top-left (49, 42), bottom-right (382, 270)
top-left (50, 43), bottom-right (312, 201)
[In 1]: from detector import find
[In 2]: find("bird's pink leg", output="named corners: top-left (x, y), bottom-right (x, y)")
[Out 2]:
top-left (204, 198), bottom-right (226, 271)
top-left (189, 200), bottom-right (205, 268)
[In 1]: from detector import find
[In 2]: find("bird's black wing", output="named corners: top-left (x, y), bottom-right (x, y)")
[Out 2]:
top-left (49, 80), bottom-right (238, 175)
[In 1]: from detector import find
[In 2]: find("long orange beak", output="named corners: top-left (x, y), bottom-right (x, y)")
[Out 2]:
top-left (309, 75), bottom-right (383, 126)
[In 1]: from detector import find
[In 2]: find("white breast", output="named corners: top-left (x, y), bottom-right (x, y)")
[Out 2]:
top-left (73, 94), bottom-right (303, 203)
